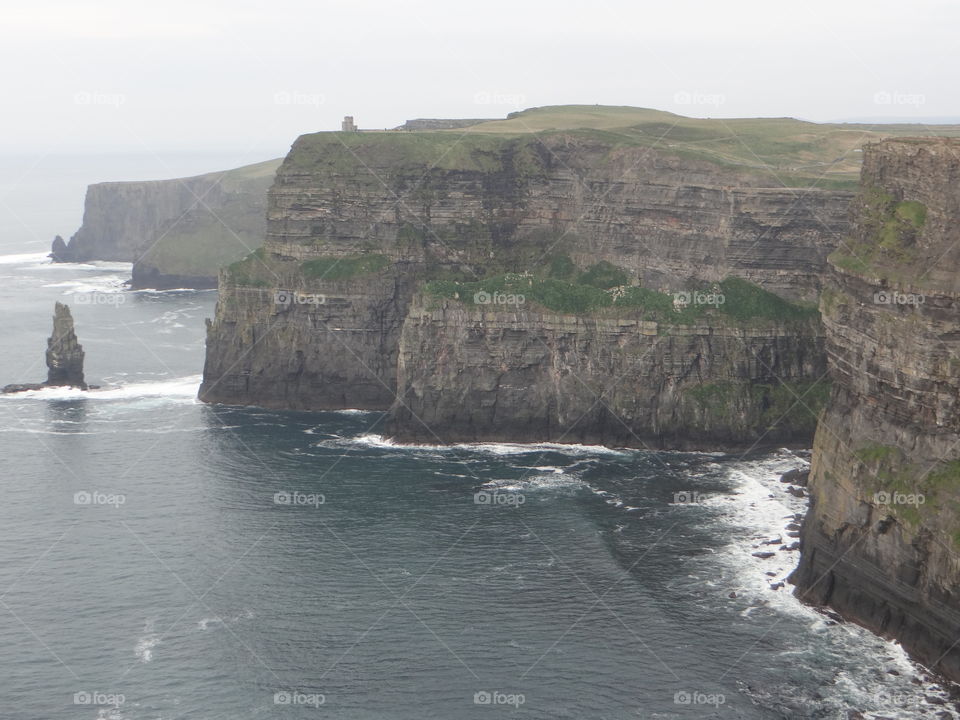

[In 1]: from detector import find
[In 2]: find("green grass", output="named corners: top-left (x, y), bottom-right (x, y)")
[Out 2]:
top-left (684, 378), bottom-right (830, 433)
top-left (453, 105), bottom-right (960, 187)
top-left (285, 106), bottom-right (960, 189)
top-left (829, 187), bottom-right (929, 280)
top-left (855, 444), bottom-right (903, 465)
top-left (547, 253), bottom-right (576, 280)
top-left (850, 446), bottom-right (960, 529)
top-left (895, 200), bottom-right (928, 227)
top-left (285, 132), bottom-right (514, 176)
top-left (424, 267), bottom-right (819, 326)
top-left (577, 261), bottom-right (629, 289)
top-left (300, 254), bottom-right (390, 280)
top-left (225, 247), bottom-right (273, 287)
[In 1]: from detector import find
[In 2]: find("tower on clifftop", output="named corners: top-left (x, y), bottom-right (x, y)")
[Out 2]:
top-left (341, 116), bottom-right (357, 132)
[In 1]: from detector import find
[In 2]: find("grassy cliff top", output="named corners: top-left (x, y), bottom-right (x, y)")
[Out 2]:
top-left (289, 105), bottom-right (960, 189)
top-left (94, 157), bottom-right (282, 191)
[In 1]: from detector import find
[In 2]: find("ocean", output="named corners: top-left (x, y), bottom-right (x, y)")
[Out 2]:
top-left (0, 154), bottom-right (956, 719)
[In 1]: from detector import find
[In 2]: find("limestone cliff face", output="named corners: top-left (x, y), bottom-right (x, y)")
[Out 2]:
top-left (260, 132), bottom-right (850, 301)
top-left (201, 131), bottom-right (848, 448)
top-left (55, 159), bottom-right (280, 288)
top-left (792, 138), bottom-right (960, 681)
top-left (386, 297), bottom-right (825, 450)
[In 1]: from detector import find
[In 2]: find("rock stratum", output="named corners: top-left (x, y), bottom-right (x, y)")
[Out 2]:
top-left (200, 116), bottom-right (854, 450)
top-left (53, 159), bottom-right (281, 289)
top-left (792, 138), bottom-right (960, 681)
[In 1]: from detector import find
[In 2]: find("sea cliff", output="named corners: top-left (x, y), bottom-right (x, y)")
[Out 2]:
top-left (792, 138), bottom-right (960, 681)
top-left (200, 121), bottom-right (852, 449)
top-left (54, 159), bottom-right (280, 288)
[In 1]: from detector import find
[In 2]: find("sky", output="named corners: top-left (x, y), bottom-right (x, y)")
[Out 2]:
top-left (1, 0), bottom-right (957, 159)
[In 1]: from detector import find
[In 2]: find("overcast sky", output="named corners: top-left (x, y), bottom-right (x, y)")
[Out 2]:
top-left (2, 0), bottom-right (956, 158)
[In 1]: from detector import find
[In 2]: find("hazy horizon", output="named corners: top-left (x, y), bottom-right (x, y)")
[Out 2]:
top-left (3, 0), bottom-right (958, 155)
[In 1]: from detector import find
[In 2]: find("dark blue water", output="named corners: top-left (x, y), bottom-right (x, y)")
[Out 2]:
top-left (0, 157), bottom-right (956, 719)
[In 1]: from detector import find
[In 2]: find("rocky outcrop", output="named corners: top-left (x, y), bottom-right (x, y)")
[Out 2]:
top-left (200, 128), bottom-right (849, 448)
top-left (46, 302), bottom-right (86, 388)
top-left (49, 235), bottom-right (70, 262)
top-left (791, 138), bottom-right (960, 681)
top-left (3, 303), bottom-right (86, 392)
top-left (53, 159), bottom-right (281, 288)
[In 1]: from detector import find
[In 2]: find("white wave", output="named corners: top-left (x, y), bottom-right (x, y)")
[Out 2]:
top-left (1, 375), bottom-right (201, 402)
top-left (95, 709), bottom-right (126, 720)
top-left (458, 441), bottom-right (629, 457)
top-left (517, 465), bottom-right (565, 474)
top-left (25, 260), bottom-right (132, 274)
top-left (132, 286), bottom-right (213, 294)
top-left (197, 616), bottom-right (223, 631)
top-left (134, 634), bottom-right (159, 663)
top-left (134, 619), bottom-right (160, 663)
top-left (44, 275), bottom-right (128, 294)
top-left (198, 608), bottom-right (254, 631)
top-left (693, 451), bottom-right (960, 717)
top-left (0, 426), bottom-right (96, 435)
top-left (481, 473), bottom-right (589, 494)
top-left (0, 251), bottom-right (50, 265)
top-left (86, 261), bottom-right (133, 272)
top-left (346, 433), bottom-right (630, 457)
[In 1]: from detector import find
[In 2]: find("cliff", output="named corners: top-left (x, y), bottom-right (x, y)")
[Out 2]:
top-left (54, 158), bottom-right (281, 289)
top-left (791, 138), bottom-right (960, 681)
top-left (200, 110), bottom-right (856, 448)
top-left (388, 289), bottom-right (826, 449)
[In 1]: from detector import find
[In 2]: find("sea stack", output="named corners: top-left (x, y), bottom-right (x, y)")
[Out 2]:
top-left (49, 235), bottom-right (73, 263)
top-left (46, 302), bottom-right (86, 389)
